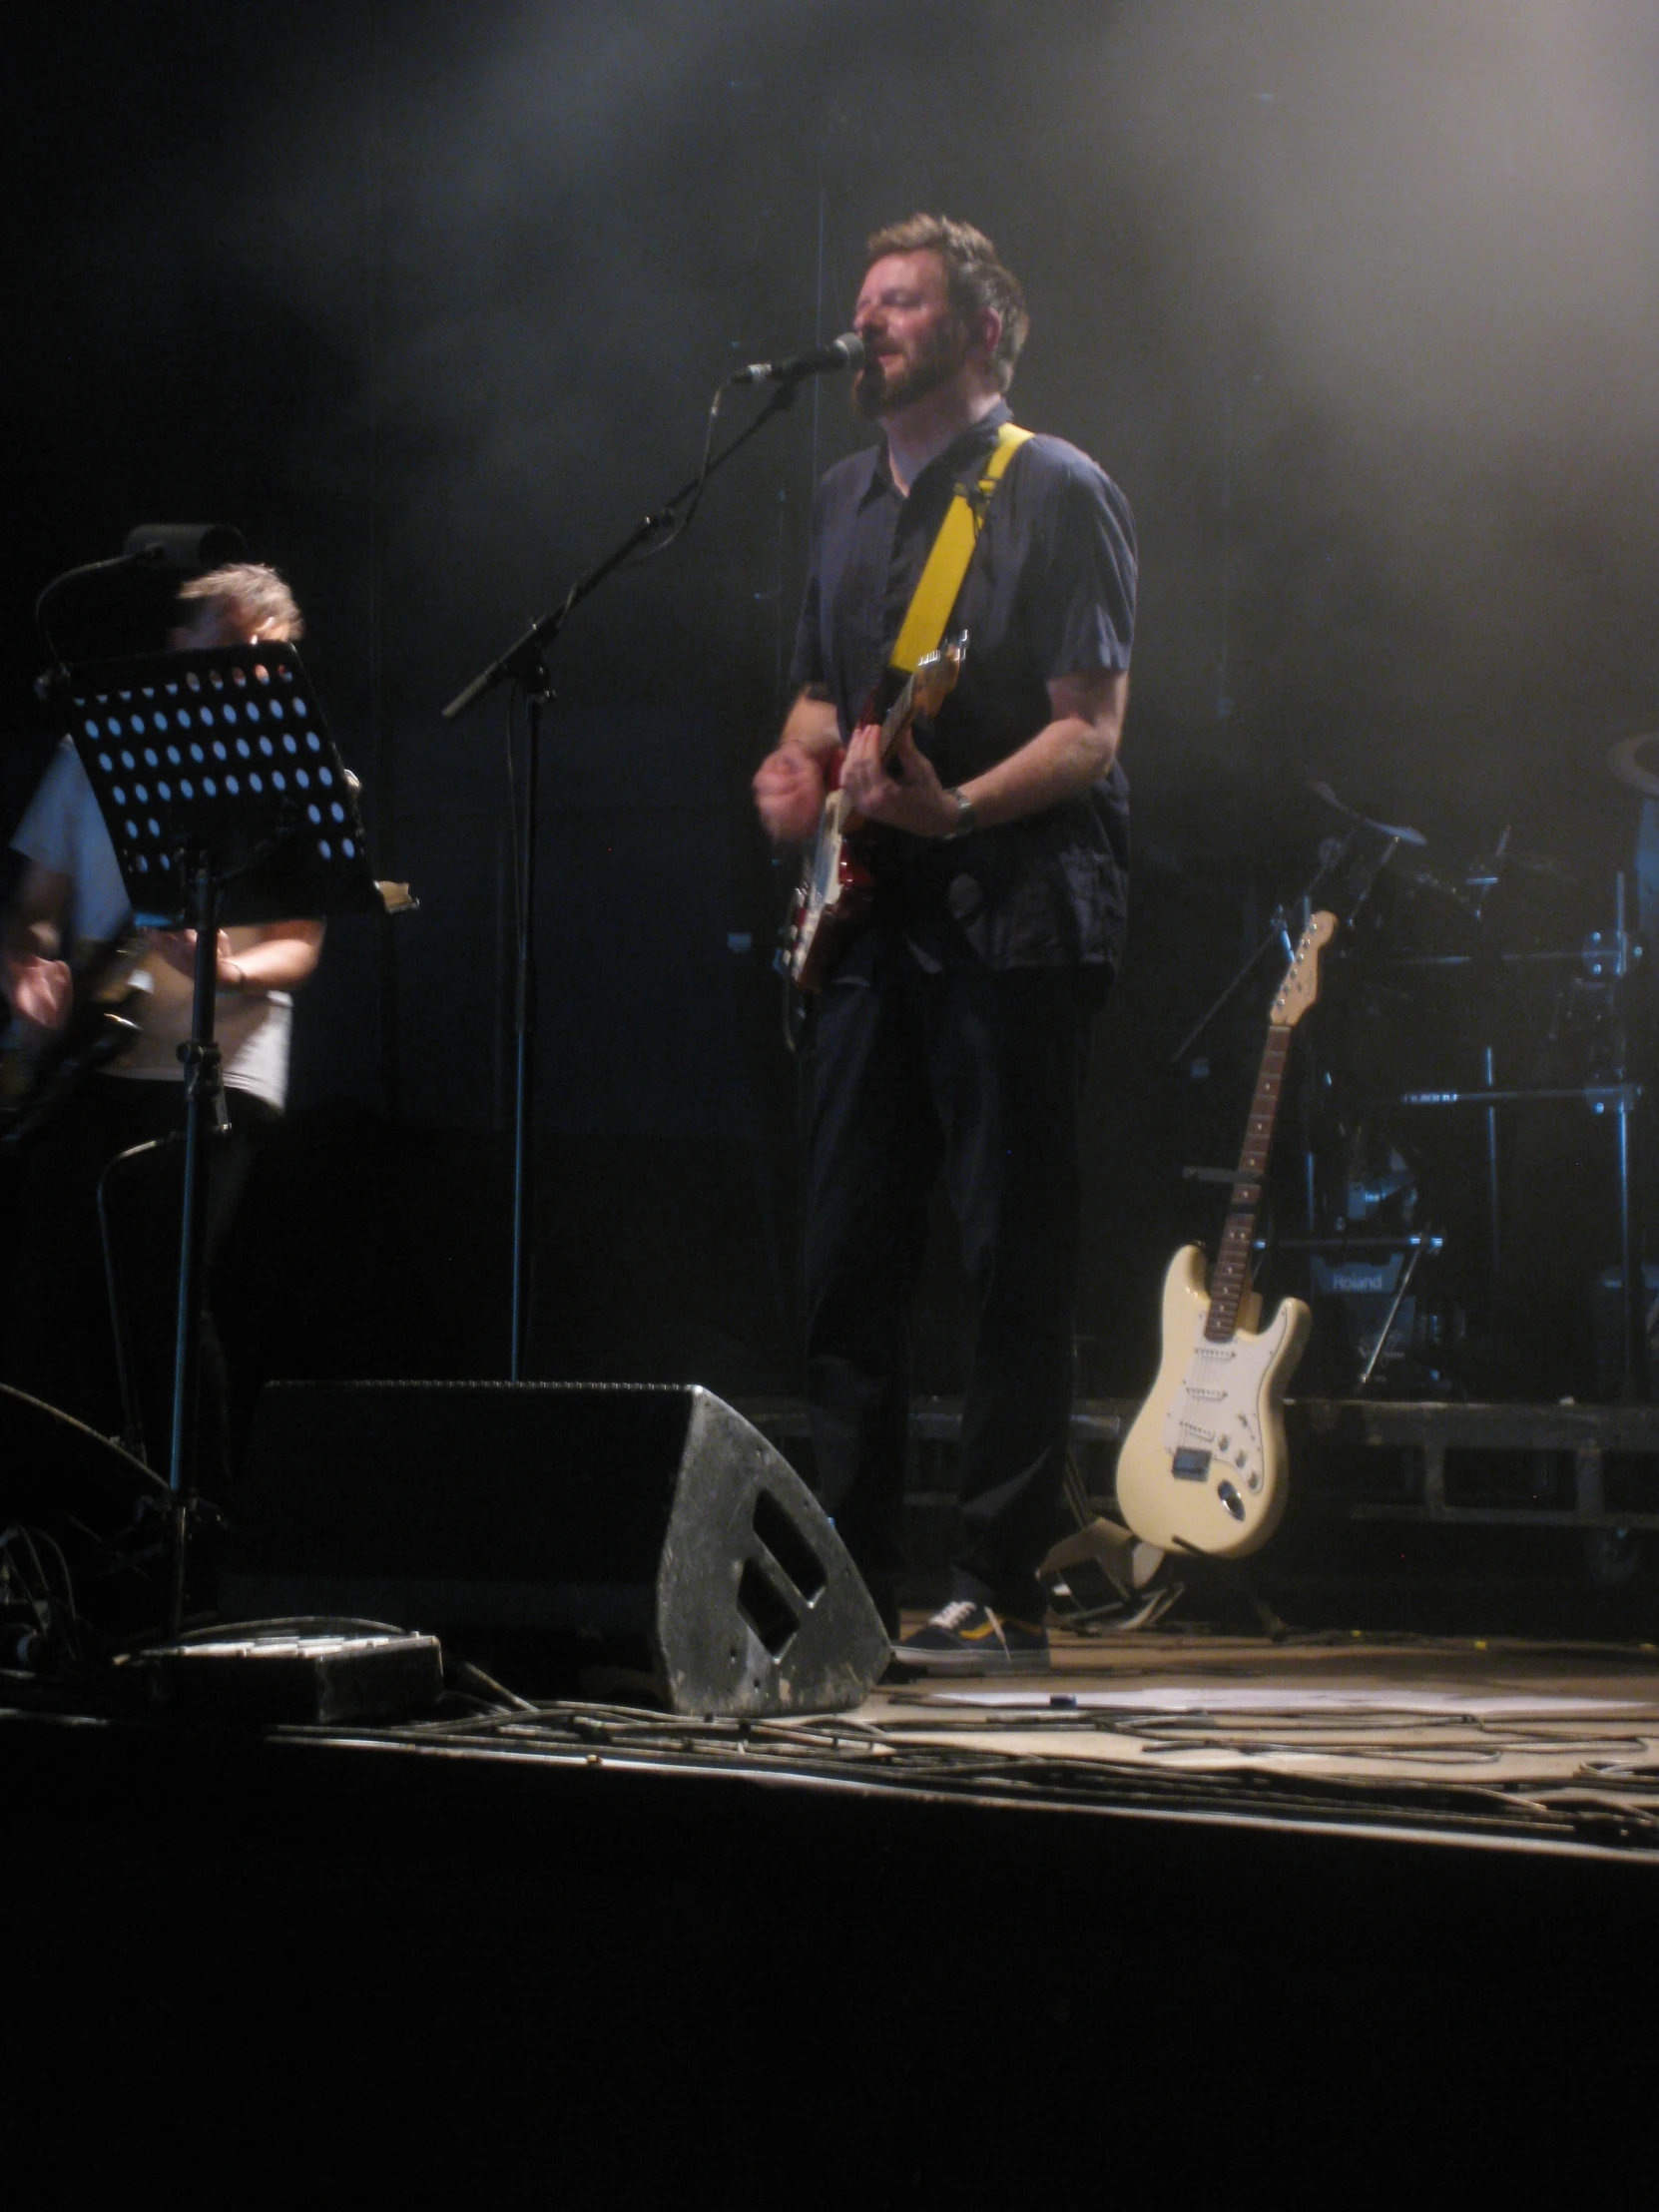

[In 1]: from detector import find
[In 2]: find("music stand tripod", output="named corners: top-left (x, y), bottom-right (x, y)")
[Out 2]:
top-left (61, 640), bottom-right (401, 1628)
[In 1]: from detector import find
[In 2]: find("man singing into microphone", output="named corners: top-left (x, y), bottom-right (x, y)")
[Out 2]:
top-left (754, 215), bottom-right (1136, 1671)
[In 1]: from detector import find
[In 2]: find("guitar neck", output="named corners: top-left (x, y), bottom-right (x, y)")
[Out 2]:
top-left (830, 673), bottom-right (920, 836)
top-left (1204, 1023), bottom-right (1293, 1344)
top-left (876, 671), bottom-right (919, 763)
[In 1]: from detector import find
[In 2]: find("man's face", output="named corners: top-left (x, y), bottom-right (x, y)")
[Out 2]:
top-left (850, 250), bottom-right (972, 421)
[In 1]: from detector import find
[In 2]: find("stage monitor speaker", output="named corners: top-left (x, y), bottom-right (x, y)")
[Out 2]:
top-left (221, 1381), bottom-right (888, 1717)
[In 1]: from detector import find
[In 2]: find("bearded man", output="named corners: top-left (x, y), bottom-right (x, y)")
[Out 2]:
top-left (753, 215), bottom-right (1137, 1672)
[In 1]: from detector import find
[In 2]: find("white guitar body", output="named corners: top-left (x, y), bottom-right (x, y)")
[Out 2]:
top-left (1115, 1245), bottom-right (1311, 1559)
top-left (782, 789), bottom-right (866, 991)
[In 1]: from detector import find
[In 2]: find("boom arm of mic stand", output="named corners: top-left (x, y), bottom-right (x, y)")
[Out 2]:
top-left (1169, 824), bottom-right (1363, 1066)
top-left (1170, 920), bottom-right (1294, 1068)
top-left (438, 375), bottom-right (799, 1379)
top-left (440, 382), bottom-right (799, 725)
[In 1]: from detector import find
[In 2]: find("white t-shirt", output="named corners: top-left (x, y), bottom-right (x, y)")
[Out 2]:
top-left (11, 739), bottom-right (292, 1109)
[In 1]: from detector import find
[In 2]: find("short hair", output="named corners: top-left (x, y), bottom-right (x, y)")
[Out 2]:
top-left (177, 562), bottom-right (303, 641)
top-left (863, 215), bottom-right (1030, 393)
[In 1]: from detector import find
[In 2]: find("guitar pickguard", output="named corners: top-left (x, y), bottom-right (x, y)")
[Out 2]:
top-left (1162, 1335), bottom-right (1272, 1491)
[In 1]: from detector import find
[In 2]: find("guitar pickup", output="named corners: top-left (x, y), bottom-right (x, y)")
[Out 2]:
top-left (1172, 1448), bottom-right (1212, 1480)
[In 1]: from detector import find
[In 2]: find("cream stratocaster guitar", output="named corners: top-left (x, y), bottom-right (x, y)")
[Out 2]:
top-left (780, 635), bottom-right (967, 992)
top-left (1115, 910), bottom-right (1337, 1559)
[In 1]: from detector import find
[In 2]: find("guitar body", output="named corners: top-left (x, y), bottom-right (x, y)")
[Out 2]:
top-left (0, 935), bottom-right (148, 1148)
top-left (779, 635), bottom-right (966, 994)
top-left (1115, 1246), bottom-right (1311, 1558)
top-left (781, 789), bottom-right (874, 992)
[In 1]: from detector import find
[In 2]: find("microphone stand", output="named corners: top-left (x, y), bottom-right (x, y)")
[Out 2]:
top-left (442, 379), bottom-right (803, 1382)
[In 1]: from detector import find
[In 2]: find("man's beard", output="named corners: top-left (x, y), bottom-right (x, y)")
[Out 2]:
top-left (851, 316), bottom-right (970, 421)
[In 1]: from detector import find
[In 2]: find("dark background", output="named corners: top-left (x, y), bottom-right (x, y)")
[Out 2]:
top-left (5, 0), bottom-right (1659, 1406)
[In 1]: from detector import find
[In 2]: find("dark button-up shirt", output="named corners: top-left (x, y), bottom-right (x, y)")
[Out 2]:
top-left (789, 401), bottom-right (1137, 975)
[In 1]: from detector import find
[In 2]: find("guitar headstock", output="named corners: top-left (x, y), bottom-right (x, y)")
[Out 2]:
top-left (1270, 909), bottom-right (1338, 1028)
top-left (911, 633), bottom-right (967, 719)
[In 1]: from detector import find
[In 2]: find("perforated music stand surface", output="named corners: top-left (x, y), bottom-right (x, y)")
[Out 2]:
top-left (63, 641), bottom-right (384, 928)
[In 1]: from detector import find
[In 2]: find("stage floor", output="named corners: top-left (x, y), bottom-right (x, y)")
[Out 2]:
top-left (12, 1615), bottom-right (1659, 1859)
top-left (120, 1618), bottom-right (1647, 1864)
top-left (7, 1620), bottom-right (1659, 2192)
top-left (855, 1620), bottom-right (1659, 1853)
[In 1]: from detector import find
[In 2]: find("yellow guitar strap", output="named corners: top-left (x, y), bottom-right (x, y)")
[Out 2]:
top-left (887, 421), bottom-right (1034, 675)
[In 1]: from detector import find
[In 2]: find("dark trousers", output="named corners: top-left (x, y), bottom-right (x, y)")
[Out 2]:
top-left (2, 1074), bottom-right (276, 1494)
top-left (800, 929), bottom-right (1096, 1623)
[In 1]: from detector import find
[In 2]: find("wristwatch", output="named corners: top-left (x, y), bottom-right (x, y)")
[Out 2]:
top-left (943, 787), bottom-right (977, 840)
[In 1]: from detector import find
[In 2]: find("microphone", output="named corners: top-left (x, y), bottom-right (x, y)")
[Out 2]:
top-left (730, 331), bottom-right (865, 386)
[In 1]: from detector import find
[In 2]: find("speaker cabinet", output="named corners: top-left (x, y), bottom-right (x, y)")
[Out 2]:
top-left (221, 1381), bottom-right (888, 1717)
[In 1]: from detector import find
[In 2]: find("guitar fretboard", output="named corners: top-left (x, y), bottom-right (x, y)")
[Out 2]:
top-left (877, 672), bottom-right (918, 762)
top-left (1204, 1023), bottom-right (1292, 1344)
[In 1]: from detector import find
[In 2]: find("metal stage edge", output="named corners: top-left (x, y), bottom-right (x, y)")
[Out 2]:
top-left (739, 1392), bottom-right (1659, 1531)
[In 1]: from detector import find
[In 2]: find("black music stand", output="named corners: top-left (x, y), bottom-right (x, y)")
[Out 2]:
top-left (61, 641), bottom-right (401, 1626)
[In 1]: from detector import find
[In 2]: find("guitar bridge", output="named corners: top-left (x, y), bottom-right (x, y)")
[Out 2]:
top-left (1172, 1447), bottom-right (1212, 1481)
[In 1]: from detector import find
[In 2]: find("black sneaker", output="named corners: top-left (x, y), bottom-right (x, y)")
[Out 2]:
top-left (888, 1600), bottom-right (1050, 1676)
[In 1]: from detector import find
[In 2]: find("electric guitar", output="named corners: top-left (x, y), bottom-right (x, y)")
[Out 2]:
top-left (780, 635), bottom-right (967, 993)
top-left (0, 933), bottom-right (149, 1146)
top-left (1115, 910), bottom-right (1337, 1559)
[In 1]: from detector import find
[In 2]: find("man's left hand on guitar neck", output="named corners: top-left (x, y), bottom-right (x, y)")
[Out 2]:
top-left (839, 720), bottom-right (959, 836)
top-left (842, 665), bottom-right (1130, 839)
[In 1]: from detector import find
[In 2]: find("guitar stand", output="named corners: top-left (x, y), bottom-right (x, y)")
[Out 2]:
top-left (1041, 1508), bottom-right (1289, 1639)
top-left (1168, 1545), bottom-right (1291, 1641)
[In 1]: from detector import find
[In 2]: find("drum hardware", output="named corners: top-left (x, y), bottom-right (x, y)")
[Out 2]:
top-left (1173, 783), bottom-right (1649, 1398)
top-left (1388, 868), bottom-right (1645, 1394)
top-left (1381, 948), bottom-right (1621, 970)
top-left (1395, 860), bottom-right (1478, 914)
top-left (1307, 778), bottom-right (1427, 847)
top-left (1359, 1233), bottom-right (1431, 1395)
top-left (1582, 924), bottom-right (1637, 981)
top-left (1172, 785), bottom-right (1407, 1069)
top-left (1399, 1082), bottom-right (1640, 1108)
top-left (1277, 1232), bottom-right (1447, 1393)
top-left (1606, 732), bottom-right (1659, 801)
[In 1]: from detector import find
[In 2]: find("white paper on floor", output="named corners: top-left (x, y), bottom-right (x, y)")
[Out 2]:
top-left (919, 1686), bottom-right (1648, 1715)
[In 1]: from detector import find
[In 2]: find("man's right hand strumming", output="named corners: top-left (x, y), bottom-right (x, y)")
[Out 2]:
top-left (753, 690), bottom-right (841, 844)
top-left (6, 953), bottom-right (72, 1032)
top-left (753, 743), bottom-right (832, 843)
top-left (2, 881), bottom-right (75, 1033)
